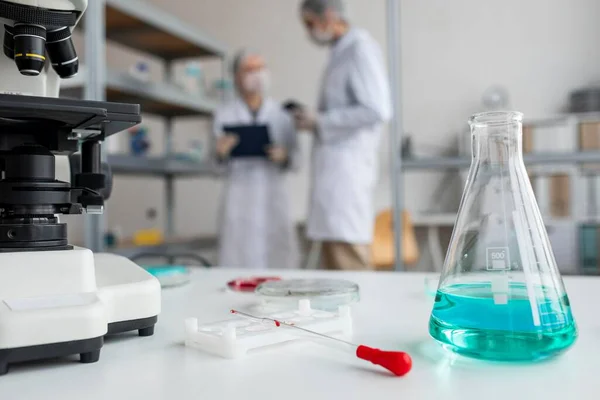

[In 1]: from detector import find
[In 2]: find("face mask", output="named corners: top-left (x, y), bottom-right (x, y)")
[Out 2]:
top-left (242, 70), bottom-right (270, 94)
top-left (310, 27), bottom-right (334, 46)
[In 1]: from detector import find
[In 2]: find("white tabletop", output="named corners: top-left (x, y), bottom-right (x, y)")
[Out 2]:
top-left (2, 269), bottom-right (600, 400)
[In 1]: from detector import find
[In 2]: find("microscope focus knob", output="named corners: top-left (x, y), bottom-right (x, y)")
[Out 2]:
top-left (69, 154), bottom-right (114, 201)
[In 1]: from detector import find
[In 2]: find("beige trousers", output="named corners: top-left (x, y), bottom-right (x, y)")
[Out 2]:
top-left (320, 241), bottom-right (372, 271)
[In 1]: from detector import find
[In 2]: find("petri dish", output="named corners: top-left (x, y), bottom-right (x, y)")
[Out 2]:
top-left (227, 276), bottom-right (281, 293)
top-left (255, 278), bottom-right (360, 311)
top-left (144, 266), bottom-right (191, 288)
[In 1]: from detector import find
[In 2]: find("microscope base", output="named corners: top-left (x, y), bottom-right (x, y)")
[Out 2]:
top-left (107, 316), bottom-right (158, 336)
top-left (0, 336), bottom-right (103, 376)
top-left (0, 288), bottom-right (107, 376)
top-left (0, 248), bottom-right (161, 375)
top-left (95, 253), bottom-right (161, 336)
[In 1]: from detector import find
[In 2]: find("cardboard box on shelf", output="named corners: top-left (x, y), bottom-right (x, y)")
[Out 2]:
top-left (579, 121), bottom-right (600, 149)
top-left (549, 174), bottom-right (571, 218)
top-left (523, 125), bottom-right (534, 176)
top-left (533, 123), bottom-right (576, 152)
top-left (546, 221), bottom-right (577, 274)
top-left (529, 122), bottom-right (576, 176)
top-left (579, 121), bottom-right (600, 170)
top-left (532, 174), bottom-right (571, 218)
top-left (522, 125), bottom-right (534, 154)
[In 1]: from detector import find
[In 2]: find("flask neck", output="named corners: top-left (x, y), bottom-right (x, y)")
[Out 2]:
top-left (472, 121), bottom-right (523, 167)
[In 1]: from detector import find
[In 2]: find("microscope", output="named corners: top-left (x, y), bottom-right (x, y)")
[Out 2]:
top-left (0, 0), bottom-right (161, 375)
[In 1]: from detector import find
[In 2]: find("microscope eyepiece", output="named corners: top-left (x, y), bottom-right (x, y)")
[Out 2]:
top-left (46, 26), bottom-right (78, 79)
top-left (13, 23), bottom-right (47, 76)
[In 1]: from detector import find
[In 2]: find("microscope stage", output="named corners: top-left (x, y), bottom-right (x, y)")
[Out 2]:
top-left (0, 94), bottom-right (141, 142)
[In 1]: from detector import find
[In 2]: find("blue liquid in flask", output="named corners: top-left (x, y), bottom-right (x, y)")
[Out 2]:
top-left (429, 281), bottom-right (577, 361)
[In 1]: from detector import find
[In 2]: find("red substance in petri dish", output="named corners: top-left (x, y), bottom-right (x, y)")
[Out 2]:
top-left (227, 276), bottom-right (282, 292)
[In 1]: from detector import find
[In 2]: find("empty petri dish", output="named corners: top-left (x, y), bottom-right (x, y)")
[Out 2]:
top-left (255, 278), bottom-right (360, 311)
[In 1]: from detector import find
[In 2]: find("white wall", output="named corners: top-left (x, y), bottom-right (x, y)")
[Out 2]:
top-left (67, 0), bottom-right (600, 248)
top-left (401, 0), bottom-right (600, 213)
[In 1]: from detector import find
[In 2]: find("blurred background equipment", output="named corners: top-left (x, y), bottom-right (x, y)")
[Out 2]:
top-left (372, 209), bottom-right (419, 270)
top-left (283, 99), bottom-right (305, 113)
top-left (178, 62), bottom-right (206, 95)
top-left (51, 0), bottom-right (600, 277)
top-left (129, 125), bottom-right (151, 156)
top-left (210, 78), bottom-right (235, 102)
top-left (59, 0), bottom-right (228, 264)
top-left (481, 85), bottom-right (510, 110)
top-left (133, 208), bottom-right (164, 246)
top-left (129, 60), bottom-right (151, 82)
top-left (570, 87), bottom-right (600, 113)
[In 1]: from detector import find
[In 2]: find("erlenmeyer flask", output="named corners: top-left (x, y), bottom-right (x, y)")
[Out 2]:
top-left (429, 111), bottom-right (577, 361)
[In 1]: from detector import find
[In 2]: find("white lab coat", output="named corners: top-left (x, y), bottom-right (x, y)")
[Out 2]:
top-left (214, 97), bottom-right (301, 269)
top-left (307, 28), bottom-right (392, 244)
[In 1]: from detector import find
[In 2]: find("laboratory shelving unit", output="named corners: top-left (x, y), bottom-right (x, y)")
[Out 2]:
top-left (394, 116), bottom-right (600, 275)
top-left (403, 150), bottom-right (600, 171)
top-left (67, 0), bottom-right (227, 258)
top-left (107, 154), bottom-right (215, 177)
top-left (385, 1), bottom-right (600, 275)
top-left (61, 69), bottom-right (218, 117)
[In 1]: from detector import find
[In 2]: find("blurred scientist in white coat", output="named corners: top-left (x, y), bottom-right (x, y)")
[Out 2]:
top-left (296, 0), bottom-right (391, 270)
top-left (214, 50), bottom-right (301, 269)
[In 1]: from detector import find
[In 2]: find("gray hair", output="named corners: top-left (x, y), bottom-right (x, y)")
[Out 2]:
top-left (230, 49), bottom-right (261, 76)
top-left (300, 0), bottom-right (347, 19)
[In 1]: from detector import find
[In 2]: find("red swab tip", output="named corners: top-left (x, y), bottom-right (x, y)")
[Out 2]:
top-left (356, 345), bottom-right (412, 377)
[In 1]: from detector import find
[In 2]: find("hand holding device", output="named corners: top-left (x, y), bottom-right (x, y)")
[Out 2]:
top-left (267, 146), bottom-right (288, 164)
top-left (216, 134), bottom-right (239, 158)
top-left (294, 109), bottom-right (317, 133)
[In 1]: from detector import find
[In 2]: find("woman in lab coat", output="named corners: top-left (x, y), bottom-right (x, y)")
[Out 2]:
top-left (214, 50), bottom-right (300, 269)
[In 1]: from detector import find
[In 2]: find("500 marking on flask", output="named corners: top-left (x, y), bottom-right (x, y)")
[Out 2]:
top-left (486, 247), bottom-right (511, 271)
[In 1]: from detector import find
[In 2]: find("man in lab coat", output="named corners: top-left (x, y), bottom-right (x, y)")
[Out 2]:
top-left (296, 0), bottom-right (391, 270)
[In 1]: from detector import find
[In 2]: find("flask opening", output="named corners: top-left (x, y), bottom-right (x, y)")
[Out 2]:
top-left (470, 111), bottom-right (523, 164)
top-left (469, 111), bottom-right (523, 128)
